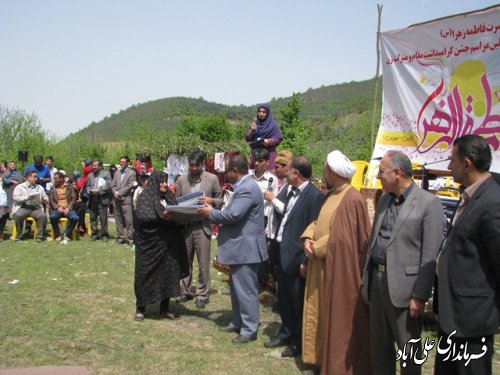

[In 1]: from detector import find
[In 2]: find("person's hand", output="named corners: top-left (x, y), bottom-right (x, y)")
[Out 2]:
top-left (62, 207), bottom-right (69, 216)
top-left (263, 139), bottom-right (270, 146)
top-left (114, 191), bottom-right (120, 199)
top-left (300, 264), bottom-right (307, 278)
top-left (58, 207), bottom-right (65, 213)
top-left (42, 197), bottom-right (49, 205)
top-left (303, 238), bottom-right (315, 259)
top-left (263, 191), bottom-right (275, 202)
top-left (163, 209), bottom-right (176, 220)
top-left (250, 122), bottom-right (257, 131)
top-left (198, 204), bottom-right (213, 218)
top-left (409, 297), bottom-right (425, 318)
top-left (198, 196), bottom-right (213, 205)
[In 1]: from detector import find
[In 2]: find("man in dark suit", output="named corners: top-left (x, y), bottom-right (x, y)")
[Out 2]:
top-left (264, 157), bottom-right (323, 357)
top-left (362, 150), bottom-right (444, 375)
top-left (85, 160), bottom-right (112, 241)
top-left (198, 154), bottom-right (268, 344)
top-left (434, 134), bottom-right (500, 375)
top-left (111, 156), bottom-right (136, 245)
top-left (175, 151), bottom-right (221, 308)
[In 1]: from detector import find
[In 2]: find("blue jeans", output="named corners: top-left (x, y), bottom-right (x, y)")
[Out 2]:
top-left (50, 210), bottom-right (79, 238)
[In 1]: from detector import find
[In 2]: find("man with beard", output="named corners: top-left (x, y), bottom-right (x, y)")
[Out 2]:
top-left (175, 151), bottom-right (221, 309)
top-left (301, 150), bottom-right (372, 375)
top-left (264, 156), bottom-right (323, 358)
top-left (434, 135), bottom-right (500, 375)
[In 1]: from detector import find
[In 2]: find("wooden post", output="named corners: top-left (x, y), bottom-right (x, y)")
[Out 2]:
top-left (370, 4), bottom-right (383, 154)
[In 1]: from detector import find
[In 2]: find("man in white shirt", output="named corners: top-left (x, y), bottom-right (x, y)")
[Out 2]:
top-left (12, 171), bottom-right (49, 242)
top-left (250, 148), bottom-right (278, 293)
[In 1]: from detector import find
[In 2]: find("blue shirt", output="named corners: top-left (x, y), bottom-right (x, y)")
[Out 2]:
top-left (23, 164), bottom-right (52, 190)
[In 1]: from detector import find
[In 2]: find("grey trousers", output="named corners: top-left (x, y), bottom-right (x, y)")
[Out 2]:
top-left (89, 201), bottom-right (109, 238)
top-left (228, 263), bottom-right (260, 338)
top-left (13, 207), bottom-right (47, 239)
top-left (180, 223), bottom-right (211, 301)
top-left (369, 268), bottom-right (423, 375)
top-left (113, 200), bottom-right (134, 241)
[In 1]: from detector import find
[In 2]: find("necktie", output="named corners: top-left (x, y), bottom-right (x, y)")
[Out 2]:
top-left (283, 187), bottom-right (296, 213)
top-left (274, 187), bottom-right (297, 237)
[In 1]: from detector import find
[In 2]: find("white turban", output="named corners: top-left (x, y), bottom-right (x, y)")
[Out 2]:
top-left (327, 150), bottom-right (356, 179)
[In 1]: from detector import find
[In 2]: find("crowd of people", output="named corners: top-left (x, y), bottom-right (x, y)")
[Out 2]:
top-left (132, 118), bottom-right (500, 374)
top-left (1, 103), bottom-right (499, 375)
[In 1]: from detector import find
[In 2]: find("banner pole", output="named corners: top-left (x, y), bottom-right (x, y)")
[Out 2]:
top-left (370, 4), bottom-right (383, 157)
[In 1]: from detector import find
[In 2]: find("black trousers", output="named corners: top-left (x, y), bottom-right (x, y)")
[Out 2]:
top-left (274, 242), bottom-right (305, 348)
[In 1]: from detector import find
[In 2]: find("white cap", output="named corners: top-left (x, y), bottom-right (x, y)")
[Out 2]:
top-left (327, 150), bottom-right (356, 179)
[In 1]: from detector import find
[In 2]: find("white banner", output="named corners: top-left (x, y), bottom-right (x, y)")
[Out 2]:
top-left (371, 5), bottom-right (500, 177)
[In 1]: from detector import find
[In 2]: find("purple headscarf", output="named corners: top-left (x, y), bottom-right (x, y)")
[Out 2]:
top-left (254, 103), bottom-right (282, 143)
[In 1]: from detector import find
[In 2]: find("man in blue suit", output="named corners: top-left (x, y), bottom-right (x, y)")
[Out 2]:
top-left (198, 154), bottom-right (268, 344)
top-left (264, 156), bottom-right (323, 357)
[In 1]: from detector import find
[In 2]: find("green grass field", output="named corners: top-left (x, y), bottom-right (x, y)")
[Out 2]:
top-left (0, 221), bottom-right (498, 374)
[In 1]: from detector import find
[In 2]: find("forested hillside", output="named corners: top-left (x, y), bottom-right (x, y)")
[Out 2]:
top-left (77, 78), bottom-right (378, 142)
top-left (0, 78), bottom-right (382, 176)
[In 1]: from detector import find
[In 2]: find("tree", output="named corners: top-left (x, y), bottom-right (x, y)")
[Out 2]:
top-left (175, 114), bottom-right (234, 143)
top-left (279, 93), bottom-right (311, 157)
top-left (0, 105), bottom-right (55, 164)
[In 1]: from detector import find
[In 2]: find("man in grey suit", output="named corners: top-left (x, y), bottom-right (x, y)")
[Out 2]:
top-left (434, 135), bottom-right (500, 375)
top-left (198, 154), bottom-right (268, 344)
top-left (175, 151), bottom-right (221, 308)
top-left (111, 156), bottom-right (136, 245)
top-left (85, 160), bottom-right (112, 241)
top-left (362, 150), bottom-right (444, 375)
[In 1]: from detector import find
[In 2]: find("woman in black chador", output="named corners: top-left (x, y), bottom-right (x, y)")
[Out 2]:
top-left (133, 172), bottom-right (189, 320)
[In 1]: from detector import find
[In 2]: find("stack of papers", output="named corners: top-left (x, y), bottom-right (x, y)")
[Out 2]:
top-left (167, 191), bottom-right (204, 215)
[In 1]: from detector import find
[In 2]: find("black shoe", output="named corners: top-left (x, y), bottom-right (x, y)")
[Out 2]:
top-left (90, 236), bottom-right (98, 241)
top-left (175, 294), bottom-right (193, 303)
top-left (232, 335), bottom-right (256, 344)
top-left (281, 345), bottom-right (301, 358)
top-left (163, 311), bottom-right (181, 320)
top-left (116, 238), bottom-right (124, 244)
top-left (195, 299), bottom-right (206, 309)
top-left (264, 338), bottom-right (288, 348)
top-left (218, 325), bottom-right (239, 333)
top-left (102, 236), bottom-right (109, 242)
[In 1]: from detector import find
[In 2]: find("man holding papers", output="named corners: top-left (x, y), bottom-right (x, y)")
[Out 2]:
top-left (175, 151), bottom-right (221, 309)
top-left (12, 170), bottom-right (49, 242)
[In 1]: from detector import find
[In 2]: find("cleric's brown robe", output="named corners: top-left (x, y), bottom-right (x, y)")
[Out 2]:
top-left (301, 184), bottom-right (350, 366)
top-left (321, 186), bottom-right (372, 375)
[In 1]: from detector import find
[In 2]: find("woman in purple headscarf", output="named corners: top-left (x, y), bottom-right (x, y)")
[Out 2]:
top-left (245, 103), bottom-right (283, 170)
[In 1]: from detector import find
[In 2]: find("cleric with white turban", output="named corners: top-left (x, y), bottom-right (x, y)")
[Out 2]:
top-left (326, 150), bottom-right (356, 179)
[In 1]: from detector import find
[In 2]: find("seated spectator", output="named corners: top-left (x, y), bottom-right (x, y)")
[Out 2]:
top-left (0, 180), bottom-right (8, 241)
top-left (49, 172), bottom-right (78, 243)
top-left (23, 155), bottom-right (52, 193)
top-left (12, 171), bottom-right (49, 242)
top-left (69, 175), bottom-right (88, 236)
top-left (2, 161), bottom-right (24, 214)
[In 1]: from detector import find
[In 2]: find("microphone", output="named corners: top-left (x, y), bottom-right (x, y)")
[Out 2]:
top-left (267, 177), bottom-right (274, 191)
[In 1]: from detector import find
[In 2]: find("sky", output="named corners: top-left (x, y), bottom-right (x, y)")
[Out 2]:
top-left (1, 0), bottom-right (498, 138)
